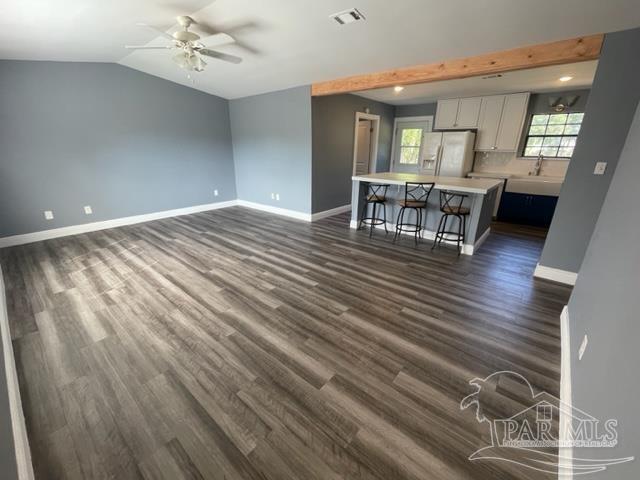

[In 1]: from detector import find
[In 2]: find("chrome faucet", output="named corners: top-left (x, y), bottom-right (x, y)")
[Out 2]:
top-left (531, 154), bottom-right (544, 176)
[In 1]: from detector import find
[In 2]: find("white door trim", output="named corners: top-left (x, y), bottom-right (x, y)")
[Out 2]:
top-left (352, 112), bottom-right (381, 175)
top-left (390, 116), bottom-right (434, 172)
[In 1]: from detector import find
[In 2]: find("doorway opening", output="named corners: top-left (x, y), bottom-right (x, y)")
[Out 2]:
top-left (352, 112), bottom-right (381, 175)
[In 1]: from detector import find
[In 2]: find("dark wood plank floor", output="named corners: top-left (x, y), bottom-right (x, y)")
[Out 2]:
top-left (0, 207), bottom-right (571, 480)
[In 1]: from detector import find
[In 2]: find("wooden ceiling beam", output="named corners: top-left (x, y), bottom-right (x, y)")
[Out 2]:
top-left (311, 34), bottom-right (604, 96)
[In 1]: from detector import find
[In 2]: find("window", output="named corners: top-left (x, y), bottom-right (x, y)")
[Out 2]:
top-left (523, 113), bottom-right (584, 158)
top-left (398, 128), bottom-right (423, 164)
top-left (537, 404), bottom-right (553, 422)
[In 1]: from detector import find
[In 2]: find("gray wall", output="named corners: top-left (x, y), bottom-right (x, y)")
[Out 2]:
top-left (538, 28), bottom-right (640, 273)
top-left (0, 61), bottom-right (236, 238)
top-left (230, 86), bottom-right (312, 214)
top-left (395, 102), bottom-right (437, 118)
top-left (312, 94), bottom-right (395, 213)
top-left (566, 101), bottom-right (640, 479)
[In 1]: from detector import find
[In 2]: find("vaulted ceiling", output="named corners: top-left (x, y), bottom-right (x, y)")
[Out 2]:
top-left (2, 0), bottom-right (640, 99)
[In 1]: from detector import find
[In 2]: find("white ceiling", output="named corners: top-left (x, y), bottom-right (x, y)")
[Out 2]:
top-left (1, 0), bottom-right (640, 99)
top-left (355, 61), bottom-right (598, 105)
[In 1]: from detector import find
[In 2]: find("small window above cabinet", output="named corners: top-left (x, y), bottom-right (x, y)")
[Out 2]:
top-left (434, 97), bottom-right (481, 129)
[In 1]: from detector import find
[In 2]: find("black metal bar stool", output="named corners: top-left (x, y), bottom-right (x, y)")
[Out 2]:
top-left (432, 190), bottom-right (470, 255)
top-left (358, 183), bottom-right (389, 236)
top-left (394, 182), bottom-right (435, 244)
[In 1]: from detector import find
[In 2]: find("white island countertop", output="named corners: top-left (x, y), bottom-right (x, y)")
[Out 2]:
top-left (352, 172), bottom-right (502, 194)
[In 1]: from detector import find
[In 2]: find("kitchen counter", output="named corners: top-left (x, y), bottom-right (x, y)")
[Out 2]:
top-left (467, 171), bottom-right (513, 180)
top-left (350, 172), bottom-right (500, 255)
top-left (352, 172), bottom-right (502, 194)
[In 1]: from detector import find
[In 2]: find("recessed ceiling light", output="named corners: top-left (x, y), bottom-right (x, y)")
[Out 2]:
top-left (394, 86), bottom-right (405, 93)
top-left (559, 76), bottom-right (573, 82)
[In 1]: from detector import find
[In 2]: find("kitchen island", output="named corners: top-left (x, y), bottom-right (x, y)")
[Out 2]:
top-left (351, 172), bottom-right (502, 254)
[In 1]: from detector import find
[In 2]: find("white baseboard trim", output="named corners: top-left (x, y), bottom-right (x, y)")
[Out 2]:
top-left (310, 204), bottom-right (352, 222)
top-left (473, 227), bottom-right (491, 253)
top-left (533, 264), bottom-right (578, 286)
top-left (0, 266), bottom-right (35, 480)
top-left (349, 220), bottom-right (488, 255)
top-left (235, 200), bottom-right (312, 222)
top-left (0, 200), bottom-right (355, 248)
top-left (0, 200), bottom-right (238, 248)
top-left (558, 305), bottom-right (573, 479)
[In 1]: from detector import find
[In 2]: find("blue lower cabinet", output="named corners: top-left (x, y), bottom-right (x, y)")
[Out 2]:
top-left (497, 192), bottom-right (558, 227)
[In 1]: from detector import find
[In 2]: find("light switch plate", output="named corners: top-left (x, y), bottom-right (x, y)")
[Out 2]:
top-left (214, 189), bottom-right (219, 197)
top-left (84, 205), bottom-right (93, 215)
top-left (578, 334), bottom-right (588, 360)
top-left (594, 162), bottom-right (607, 175)
top-left (44, 210), bottom-right (54, 220)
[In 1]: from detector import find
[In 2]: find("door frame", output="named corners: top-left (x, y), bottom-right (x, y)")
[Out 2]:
top-left (352, 112), bottom-right (381, 175)
top-left (390, 115), bottom-right (434, 172)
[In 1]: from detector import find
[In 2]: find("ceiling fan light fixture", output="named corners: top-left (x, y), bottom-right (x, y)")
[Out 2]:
top-left (131, 15), bottom-right (242, 74)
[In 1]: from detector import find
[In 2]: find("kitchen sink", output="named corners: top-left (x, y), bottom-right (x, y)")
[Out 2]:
top-left (505, 176), bottom-right (564, 196)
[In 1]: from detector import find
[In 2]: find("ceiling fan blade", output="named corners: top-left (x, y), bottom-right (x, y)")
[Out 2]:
top-left (199, 32), bottom-right (235, 48)
top-left (125, 45), bottom-right (173, 50)
top-left (199, 49), bottom-right (242, 64)
top-left (136, 23), bottom-right (174, 41)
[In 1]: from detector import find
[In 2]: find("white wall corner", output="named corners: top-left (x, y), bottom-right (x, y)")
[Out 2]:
top-left (0, 266), bottom-right (35, 480)
top-left (533, 264), bottom-right (578, 286)
top-left (558, 305), bottom-right (573, 479)
top-left (235, 200), bottom-right (312, 221)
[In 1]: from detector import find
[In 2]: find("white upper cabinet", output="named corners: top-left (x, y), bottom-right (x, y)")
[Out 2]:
top-left (435, 97), bottom-right (482, 129)
top-left (455, 97), bottom-right (482, 128)
top-left (436, 92), bottom-right (530, 151)
top-left (434, 99), bottom-right (460, 129)
top-left (495, 93), bottom-right (530, 151)
top-left (476, 95), bottom-right (505, 150)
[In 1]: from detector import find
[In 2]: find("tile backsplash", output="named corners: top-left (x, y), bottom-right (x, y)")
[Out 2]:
top-left (472, 151), bottom-right (569, 177)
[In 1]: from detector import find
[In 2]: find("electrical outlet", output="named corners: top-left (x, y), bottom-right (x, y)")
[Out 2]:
top-left (271, 193), bottom-right (275, 200)
top-left (275, 193), bottom-right (280, 201)
top-left (44, 210), bottom-right (54, 220)
top-left (594, 162), bottom-right (607, 175)
top-left (213, 189), bottom-right (219, 197)
top-left (84, 205), bottom-right (93, 215)
top-left (578, 334), bottom-right (588, 360)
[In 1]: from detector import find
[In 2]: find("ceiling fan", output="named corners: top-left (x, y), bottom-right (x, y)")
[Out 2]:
top-left (125, 15), bottom-right (242, 73)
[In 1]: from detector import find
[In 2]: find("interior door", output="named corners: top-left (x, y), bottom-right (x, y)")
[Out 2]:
top-left (354, 120), bottom-right (372, 175)
top-left (392, 120), bottom-right (432, 173)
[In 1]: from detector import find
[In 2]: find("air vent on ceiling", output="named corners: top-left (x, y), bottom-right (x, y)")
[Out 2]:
top-left (331, 8), bottom-right (365, 25)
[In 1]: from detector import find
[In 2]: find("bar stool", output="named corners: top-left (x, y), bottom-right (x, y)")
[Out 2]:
top-left (358, 183), bottom-right (389, 236)
top-left (432, 190), bottom-right (470, 255)
top-left (394, 182), bottom-right (435, 244)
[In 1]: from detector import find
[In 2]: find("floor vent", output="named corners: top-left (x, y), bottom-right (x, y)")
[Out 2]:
top-left (331, 8), bottom-right (365, 25)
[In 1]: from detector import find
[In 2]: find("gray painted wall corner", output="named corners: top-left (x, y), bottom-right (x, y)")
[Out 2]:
top-left (538, 27), bottom-right (640, 273)
top-left (230, 86), bottom-right (313, 214)
top-left (311, 94), bottom-right (395, 213)
top-left (565, 100), bottom-right (640, 480)
top-left (0, 60), bottom-right (237, 238)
